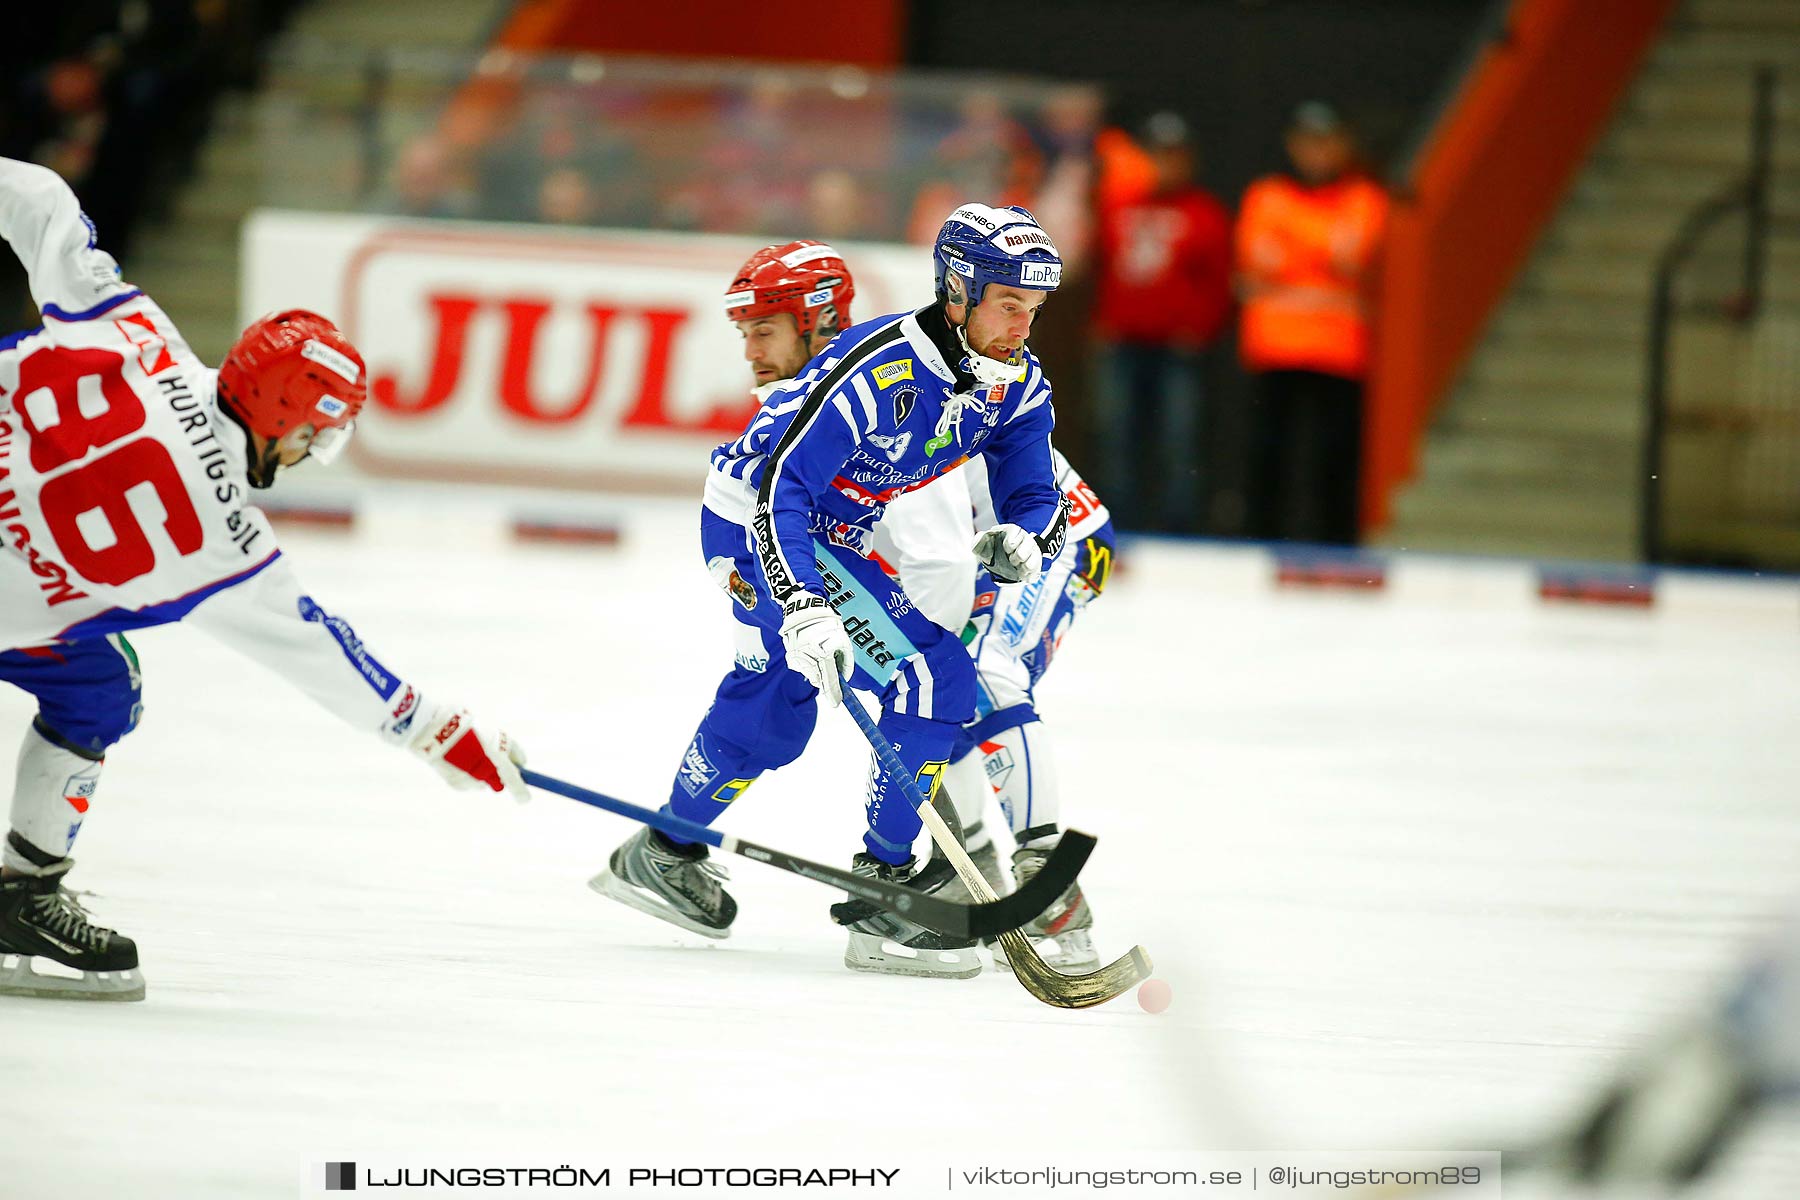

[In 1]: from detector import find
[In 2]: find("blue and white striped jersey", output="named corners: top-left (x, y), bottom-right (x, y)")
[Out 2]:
top-left (702, 303), bottom-right (1066, 607)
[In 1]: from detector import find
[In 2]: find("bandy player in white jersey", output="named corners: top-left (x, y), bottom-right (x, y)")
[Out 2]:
top-left (0, 158), bottom-right (527, 1002)
top-left (875, 417), bottom-right (1114, 971)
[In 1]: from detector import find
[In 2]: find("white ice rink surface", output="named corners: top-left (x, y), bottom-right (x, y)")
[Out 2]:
top-left (4, 496), bottom-right (1799, 1199)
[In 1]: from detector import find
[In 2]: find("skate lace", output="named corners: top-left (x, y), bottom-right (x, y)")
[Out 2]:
top-left (30, 889), bottom-right (108, 949)
top-left (665, 853), bottom-right (729, 905)
top-left (1012, 846), bottom-right (1089, 935)
top-left (691, 857), bottom-right (729, 891)
top-left (852, 855), bottom-right (917, 886)
top-left (1013, 848), bottom-right (1046, 887)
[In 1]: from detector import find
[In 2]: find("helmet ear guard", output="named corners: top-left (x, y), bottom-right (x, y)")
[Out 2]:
top-left (941, 260), bottom-right (972, 309)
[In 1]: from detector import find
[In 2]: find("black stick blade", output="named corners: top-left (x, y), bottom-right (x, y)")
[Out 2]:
top-left (729, 829), bottom-right (1095, 939)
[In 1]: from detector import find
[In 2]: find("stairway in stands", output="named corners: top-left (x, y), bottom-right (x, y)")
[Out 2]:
top-left (1383, 0), bottom-right (1800, 563)
top-left (123, 0), bottom-right (501, 362)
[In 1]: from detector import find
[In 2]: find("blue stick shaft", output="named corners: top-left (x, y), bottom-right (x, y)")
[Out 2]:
top-left (519, 767), bottom-right (724, 850)
top-left (840, 694), bottom-right (930, 810)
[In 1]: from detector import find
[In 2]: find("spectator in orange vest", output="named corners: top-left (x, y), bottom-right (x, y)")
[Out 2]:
top-left (1089, 112), bottom-right (1233, 531)
top-left (1236, 102), bottom-right (1389, 545)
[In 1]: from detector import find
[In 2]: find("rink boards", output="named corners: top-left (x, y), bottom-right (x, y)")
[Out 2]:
top-left (2, 496), bottom-right (1797, 1198)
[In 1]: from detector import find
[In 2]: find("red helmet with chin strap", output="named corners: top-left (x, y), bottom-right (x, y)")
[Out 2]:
top-left (723, 241), bottom-right (855, 342)
top-left (218, 310), bottom-right (365, 441)
top-left (217, 310), bottom-right (366, 487)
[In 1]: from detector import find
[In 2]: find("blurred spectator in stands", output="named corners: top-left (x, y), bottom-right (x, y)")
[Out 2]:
top-left (24, 58), bottom-right (109, 182)
top-left (476, 87), bottom-right (652, 227)
top-left (806, 168), bottom-right (883, 243)
top-left (537, 165), bottom-right (598, 226)
top-left (1029, 86), bottom-right (1102, 273)
top-left (906, 89), bottom-right (1043, 244)
top-left (2, 0), bottom-right (296, 327)
top-left (95, 0), bottom-right (227, 243)
top-left (387, 133), bottom-right (480, 220)
top-left (678, 72), bottom-right (814, 234)
top-left (1236, 102), bottom-right (1388, 546)
top-left (1088, 113), bottom-right (1233, 532)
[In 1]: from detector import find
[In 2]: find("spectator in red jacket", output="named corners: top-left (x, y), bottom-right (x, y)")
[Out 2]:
top-left (1090, 112), bottom-right (1233, 531)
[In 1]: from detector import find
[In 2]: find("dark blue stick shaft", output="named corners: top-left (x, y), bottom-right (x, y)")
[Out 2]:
top-left (520, 768), bottom-right (723, 850)
top-left (839, 694), bottom-right (934, 813)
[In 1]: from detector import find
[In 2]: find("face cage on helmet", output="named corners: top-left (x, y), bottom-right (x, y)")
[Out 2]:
top-left (306, 421), bottom-right (355, 466)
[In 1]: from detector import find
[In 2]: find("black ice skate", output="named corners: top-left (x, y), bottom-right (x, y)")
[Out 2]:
top-left (589, 827), bottom-right (737, 939)
top-left (831, 854), bottom-right (980, 979)
top-left (0, 862), bottom-right (144, 1002)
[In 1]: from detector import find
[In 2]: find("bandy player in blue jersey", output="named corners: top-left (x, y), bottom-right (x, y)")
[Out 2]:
top-left (591, 205), bottom-right (1070, 978)
top-left (0, 158), bottom-right (527, 1002)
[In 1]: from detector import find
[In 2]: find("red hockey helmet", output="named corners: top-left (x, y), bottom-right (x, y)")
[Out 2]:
top-left (723, 240), bottom-right (855, 343)
top-left (217, 310), bottom-right (366, 472)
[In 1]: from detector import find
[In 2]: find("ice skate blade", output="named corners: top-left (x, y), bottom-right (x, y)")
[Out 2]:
top-left (588, 869), bottom-right (731, 940)
top-left (0, 955), bottom-right (144, 1002)
top-left (843, 931), bottom-right (981, 979)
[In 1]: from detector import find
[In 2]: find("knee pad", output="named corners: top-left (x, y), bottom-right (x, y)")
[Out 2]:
top-left (31, 636), bottom-right (143, 757)
top-left (705, 661), bottom-right (819, 772)
top-left (755, 667), bottom-right (822, 768)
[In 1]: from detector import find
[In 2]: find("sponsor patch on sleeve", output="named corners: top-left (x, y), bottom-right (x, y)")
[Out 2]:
top-left (871, 360), bottom-right (914, 390)
top-left (297, 594), bottom-right (399, 700)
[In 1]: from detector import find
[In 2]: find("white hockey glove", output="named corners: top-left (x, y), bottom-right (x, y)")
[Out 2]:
top-left (779, 594), bottom-right (853, 708)
top-left (973, 523), bottom-right (1044, 585)
top-left (408, 705), bottom-right (529, 802)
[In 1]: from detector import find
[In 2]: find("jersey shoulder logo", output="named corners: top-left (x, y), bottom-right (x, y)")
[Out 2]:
top-left (865, 430), bottom-right (913, 463)
top-left (889, 383), bottom-right (919, 428)
top-left (872, 359), bottom-right (914, 391)
top-left (706, 555), bottom-right (758, 609)
top-left (114, 311), bottom-right (175, 376)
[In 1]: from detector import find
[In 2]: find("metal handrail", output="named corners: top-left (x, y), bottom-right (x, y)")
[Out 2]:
top-left (1638, 64), bottom-right (1777, 564)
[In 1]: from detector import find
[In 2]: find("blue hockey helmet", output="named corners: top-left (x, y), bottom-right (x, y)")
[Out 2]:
top-left (932, 202), bottom-right (1063, 310)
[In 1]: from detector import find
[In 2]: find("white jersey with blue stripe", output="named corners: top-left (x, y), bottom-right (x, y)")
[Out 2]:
top-left (701, 303), bottom-right (1067, 606)
top-left (874, 448), bottom-right (1110, 634)
top-left (0, 157), bottom-right (429, 748)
